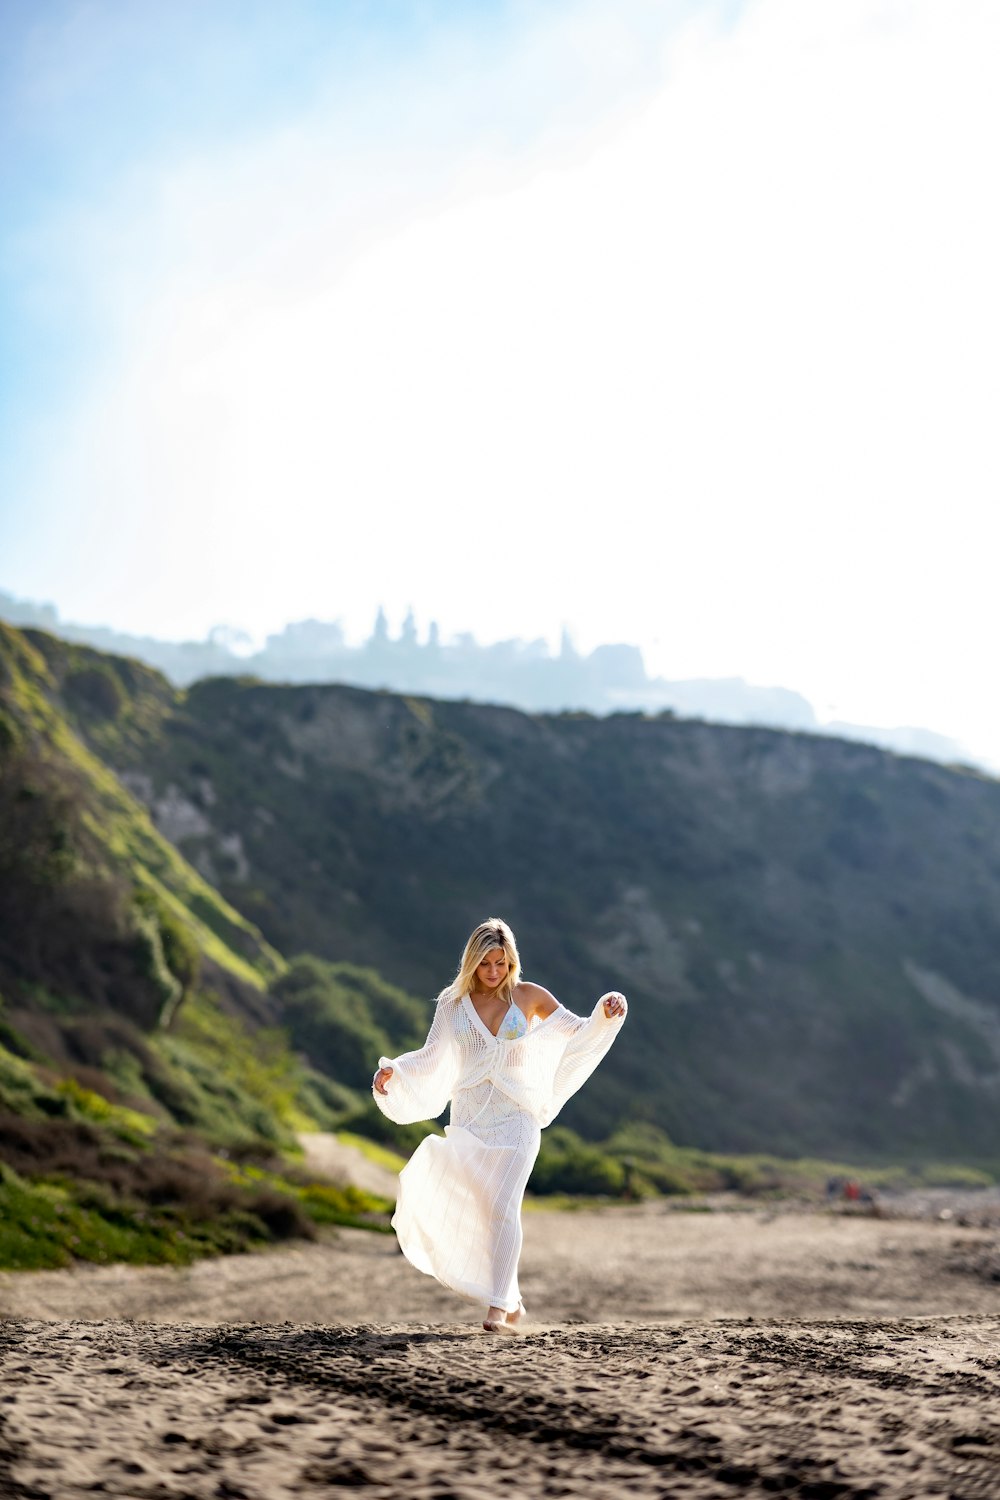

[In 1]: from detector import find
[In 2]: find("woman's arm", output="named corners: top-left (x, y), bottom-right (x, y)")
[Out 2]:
top-left (371, 992), bottom-right (460, 1125)
top-left (517, 981), bottom-right (626, 1022)
top-left (539, 990), bottom-right (629, 1126)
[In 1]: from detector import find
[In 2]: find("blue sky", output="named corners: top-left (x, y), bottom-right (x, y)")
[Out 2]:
top-left (2, 1), bottom-right (999, 764)
top-left (1, 2), bottom-right (611, 435)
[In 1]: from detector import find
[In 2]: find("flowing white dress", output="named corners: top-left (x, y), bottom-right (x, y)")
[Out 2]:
top-left (372, 986), bottom-right (627, 1313)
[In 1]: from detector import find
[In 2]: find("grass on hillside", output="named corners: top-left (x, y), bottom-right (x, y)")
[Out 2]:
top-left (0, 623), bottom-right (282, 994)
top-left (0, 1144), bottom-right (392, 1273)
top-left (534, 1121), bottom-right (997, 1202)
top-left (0, 1036), bottom-right (390, 1273)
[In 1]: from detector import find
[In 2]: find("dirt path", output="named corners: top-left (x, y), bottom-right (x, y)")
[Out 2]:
top-left (295, 1131), bottom-right (399, 1199)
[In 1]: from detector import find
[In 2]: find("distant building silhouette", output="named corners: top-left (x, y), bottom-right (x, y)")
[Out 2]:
top-left (0, 587), bottom-right (982, 771)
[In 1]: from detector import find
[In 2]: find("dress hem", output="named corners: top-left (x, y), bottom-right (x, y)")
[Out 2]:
top-left (391, 1207), bottom-right (521, 1313)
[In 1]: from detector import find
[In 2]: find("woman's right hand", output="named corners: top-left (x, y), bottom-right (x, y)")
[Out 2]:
top-left (373, 1066), bottom-right (393, 1096)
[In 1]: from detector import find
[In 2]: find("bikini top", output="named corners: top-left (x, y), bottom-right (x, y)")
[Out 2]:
top-left (494, 1002), bottom-right (529, 1041)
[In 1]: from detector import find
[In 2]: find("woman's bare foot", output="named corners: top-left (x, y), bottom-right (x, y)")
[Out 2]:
top-left (483, 1305), bottom-right (514, 1333)
top-left (483, 1302), bottom-right (527, 1333)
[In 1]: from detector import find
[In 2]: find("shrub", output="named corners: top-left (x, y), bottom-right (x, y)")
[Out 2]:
top-left (271, 957), bottom-right (397, 1087)
top-left (162, 991), bottom-right (302, 1148)
top-left (64, 665), bottom-right (126, 719)
top-left (336, 1096), bottom-right (442, 1155)
top-left (531, 1127), bottom-right (627, 1196)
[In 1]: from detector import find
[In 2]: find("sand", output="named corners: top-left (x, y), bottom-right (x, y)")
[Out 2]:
top-left (1, 1201), bottom-right (999, 1498)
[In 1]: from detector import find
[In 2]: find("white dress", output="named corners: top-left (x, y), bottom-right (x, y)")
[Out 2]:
top-left (372, 986), bottom-right (627, 1313)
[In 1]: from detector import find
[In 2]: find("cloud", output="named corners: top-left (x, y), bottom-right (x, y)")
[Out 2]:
top-left (5, 0), bottom-right (1000, 760)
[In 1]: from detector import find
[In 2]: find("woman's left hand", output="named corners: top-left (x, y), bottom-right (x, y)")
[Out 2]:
top-left (601, 991), bottom-right (627, 1019)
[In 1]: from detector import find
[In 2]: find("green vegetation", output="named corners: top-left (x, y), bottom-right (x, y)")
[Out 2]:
top-left (1, 619), bottom-right (998, 1279)
top-left (532, 1126), bottom-right (628, 1196)
top-left (219, 1158), bottom-right (392, 1230)
top-left (0, 623), bottom-right (282, 996)
top-left (528, 1122), bottom-right (996, 1202)
top-left (23, 620), bottom-right (999, 1166)
top-left (271, 956), bottom-right (427, 1086)
top-left (0, 1160), bottom-right (279, 1272)
top-left (53, 1076), bottom-right (157, 1140)
top-left (0, 627), bottom-right (393, 1270)
top-left (0, 1029), bottom-right (391, 1272)
top-left (0, 1142), bottom-right (390, 1273)
top-left (158, 992), bottom-right (306, 1146)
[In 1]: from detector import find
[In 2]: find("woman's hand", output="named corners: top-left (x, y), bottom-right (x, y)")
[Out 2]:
top-left (601, 991), bottom-right (627, 1019)
top-left (373, 1066), bottom-right (394, 1096)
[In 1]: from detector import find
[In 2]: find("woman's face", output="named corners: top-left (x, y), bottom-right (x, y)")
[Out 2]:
top-left (476, 947), bottom-right (509, 992)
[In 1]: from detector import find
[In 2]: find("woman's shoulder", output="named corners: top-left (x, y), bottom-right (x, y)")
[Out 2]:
top-left (514, 979), bottom-right (560, 1020)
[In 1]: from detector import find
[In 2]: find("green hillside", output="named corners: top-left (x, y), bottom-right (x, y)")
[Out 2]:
top-left (0, 621), bottom-right (711, 1269)
top-left (0, 624), bottom-right (392, 1268)
top-left (13, 624), bottom-right (1000, 1171)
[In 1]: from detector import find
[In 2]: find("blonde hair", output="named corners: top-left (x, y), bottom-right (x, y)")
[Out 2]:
top-left (450, 918), bottom-right (521, 1003)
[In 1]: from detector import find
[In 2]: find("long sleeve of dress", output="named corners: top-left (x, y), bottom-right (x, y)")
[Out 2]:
top-left (373, 993), bottom-right (460, 1125)
top-left (539, 994), bottom-right (628, 1126)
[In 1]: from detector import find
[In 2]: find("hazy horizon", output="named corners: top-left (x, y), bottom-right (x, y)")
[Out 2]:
top-left (1, 582), bottom-right (988, 780)
top-left (2, 1), bottom-right (998, 764)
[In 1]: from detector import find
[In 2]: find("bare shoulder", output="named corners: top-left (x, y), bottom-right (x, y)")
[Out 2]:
top-left (515, 980), bottom-right (560, 1021)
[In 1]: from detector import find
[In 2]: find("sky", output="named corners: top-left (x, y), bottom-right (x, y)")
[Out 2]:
top-left (1, 0), bottom-right (998, 763)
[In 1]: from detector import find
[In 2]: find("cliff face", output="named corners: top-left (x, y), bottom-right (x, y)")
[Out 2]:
top-left (13, 626), bottom-right (1000, 1164)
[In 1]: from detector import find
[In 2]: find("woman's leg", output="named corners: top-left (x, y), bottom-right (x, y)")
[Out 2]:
top-left (450, 1084), bottom-right (540, 1329)
top-left (480, 1112), bottom-right (540, 1329)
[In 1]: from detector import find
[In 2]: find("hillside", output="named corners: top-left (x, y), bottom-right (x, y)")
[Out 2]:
top-left (12, 625), bottom-right (1000, 1169)
top-left (0, 624), bottom-right (395, 1268)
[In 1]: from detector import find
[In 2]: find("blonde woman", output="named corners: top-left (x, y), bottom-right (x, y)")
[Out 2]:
top-left (372, 918), bottom-right (627, 1333)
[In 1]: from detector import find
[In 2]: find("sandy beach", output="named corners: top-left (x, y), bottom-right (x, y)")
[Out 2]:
top-left (2, 1200), bottom-right (999, 1498)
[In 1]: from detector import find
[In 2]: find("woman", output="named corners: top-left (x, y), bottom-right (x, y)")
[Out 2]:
top-left (372, 918), bottom-right (627, 1333)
